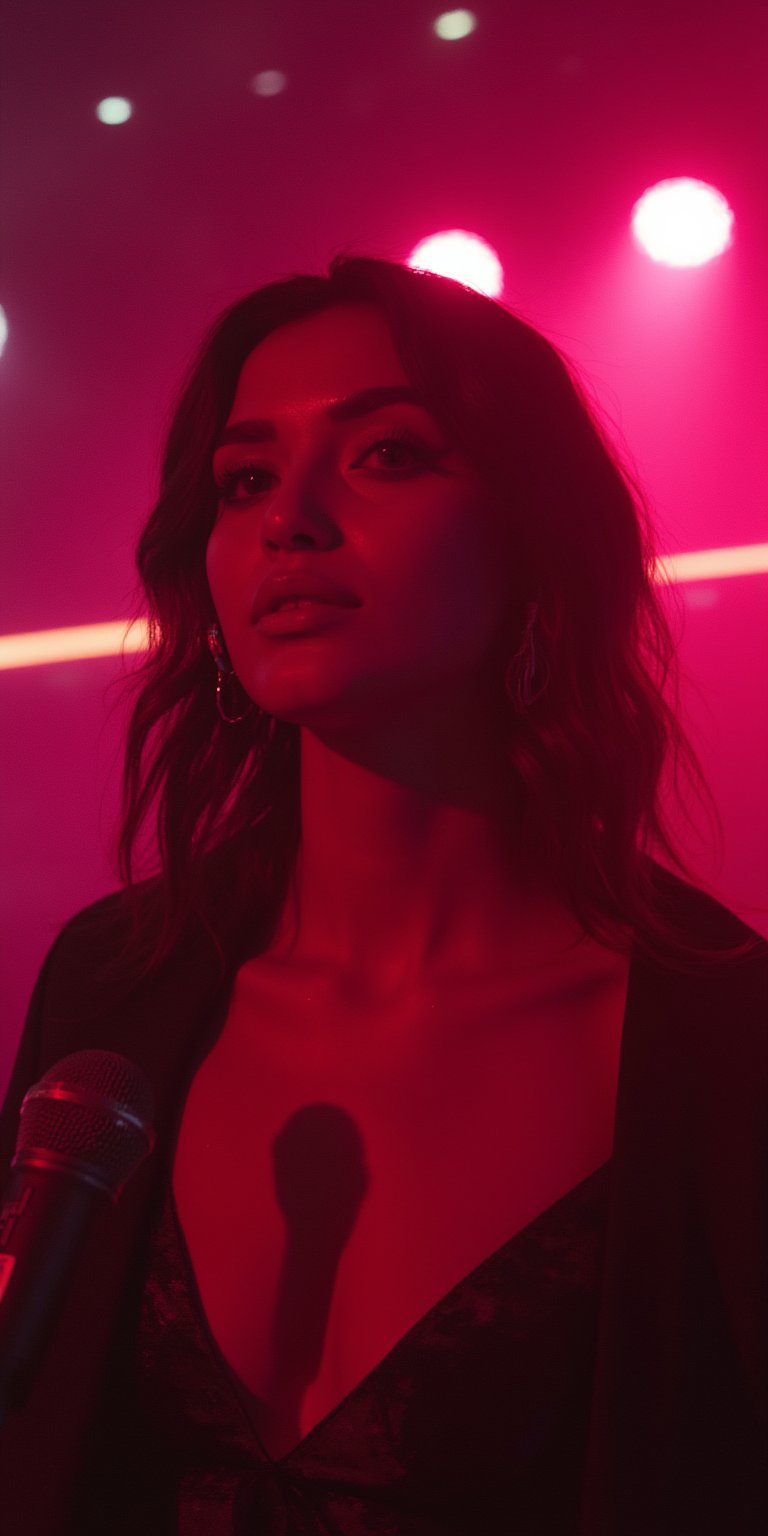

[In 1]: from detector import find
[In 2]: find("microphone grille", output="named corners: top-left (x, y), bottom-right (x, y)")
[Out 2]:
top-left (15, 1050), bottom-right (157, 1198)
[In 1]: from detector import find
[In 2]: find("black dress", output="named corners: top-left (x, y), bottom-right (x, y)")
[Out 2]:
top-left (133, 1156), bottom-right (612, 1534)
top-left (1, 860), bottom-right (765, 1535)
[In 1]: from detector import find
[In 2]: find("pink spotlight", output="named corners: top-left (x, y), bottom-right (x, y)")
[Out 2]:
top-left (407, 232), bottom-right (504, 297)
top-left (631, 178), bottom-right (734, 268)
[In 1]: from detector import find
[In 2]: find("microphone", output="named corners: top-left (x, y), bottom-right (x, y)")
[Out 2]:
top-left (0, 1050), bottom-right (156, 1426)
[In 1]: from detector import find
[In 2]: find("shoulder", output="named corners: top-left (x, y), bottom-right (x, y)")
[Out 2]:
top-left (644, 857), bottom-right (768, 996)
top-left (21, 889), bottom-right (153, 1055)
top-left (40, 881), bottom-right (155, 985)
top-left (35, 839), bottom-right (268, 1019)
top-left (645, 857), bottom-right (768, 959)
top-left (632, 860), bottom-right (768, 1092)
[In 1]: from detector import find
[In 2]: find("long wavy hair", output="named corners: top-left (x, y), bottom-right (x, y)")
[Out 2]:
top-left (105, 253), bottom-right (760, 986)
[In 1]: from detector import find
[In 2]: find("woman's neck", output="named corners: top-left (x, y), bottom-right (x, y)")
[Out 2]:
top-left (264, 726), bottom-right (581, 998)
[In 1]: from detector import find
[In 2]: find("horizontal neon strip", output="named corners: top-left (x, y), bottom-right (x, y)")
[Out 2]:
top-left (655, 542), bottom-right (768, 583)
top-left (0, 543), bottom-right (766, 671)
top-left (0, 619), bottom-right (149, 671)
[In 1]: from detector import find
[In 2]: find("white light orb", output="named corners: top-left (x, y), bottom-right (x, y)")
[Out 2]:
top-left (407, 230), bottom-right (504, 298)
top-left (631, 178), bottom-right (734, 268)
top-left (250, 70), bottom-right (287, 98)
top-left (95, 97), bottom-right (133, 125)
top-left (433, 9), bottom-right (478, 41)
top-left (0, 304), bottom-right (7, 358)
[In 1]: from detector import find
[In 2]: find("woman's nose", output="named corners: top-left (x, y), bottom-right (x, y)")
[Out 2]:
top-left (259, 466), bottom-right (342, 550)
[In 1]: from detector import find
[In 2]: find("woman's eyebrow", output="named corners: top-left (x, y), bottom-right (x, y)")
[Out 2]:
top-left (213, 385), bottom-right (432, 449)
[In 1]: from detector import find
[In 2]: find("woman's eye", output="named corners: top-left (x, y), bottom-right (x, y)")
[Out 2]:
top-left (357, 430), bottom-right (435, 472)
top-left (214, 430), bottom-right (438, 504)
top-left (214, 463), bottom-right (271, 502)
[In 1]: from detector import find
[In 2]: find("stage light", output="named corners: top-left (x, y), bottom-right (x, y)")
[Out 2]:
top-left (250, 71), bottom-right (287, 98)
top-left (433, 9), bottom-right (478, 41)
top-left (631, 178), bottom-right (734, 267)
top-left (408, 231), bottom-right (504, 298)
top-left (0, 305), bottom-right (7, 358)
top-left (96, 97), bottom-right (133, 125)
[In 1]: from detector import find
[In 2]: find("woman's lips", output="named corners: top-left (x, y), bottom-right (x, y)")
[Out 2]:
top-left (255, 599), bottom-right (358, 635)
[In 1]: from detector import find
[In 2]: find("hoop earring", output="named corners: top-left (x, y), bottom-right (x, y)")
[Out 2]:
top-left (207, 613), bottom-right (549, 725)
top-left (504, 601), bottom-right (550, 712)
top-left (206, 624), bottom-right (256, 724)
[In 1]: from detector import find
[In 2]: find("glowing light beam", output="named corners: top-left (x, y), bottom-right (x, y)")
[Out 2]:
top-left (654, 543), bottom-right (768, 584)
top-left (0, 619), bottom-right (149, 671)
top-left (0, 546), bottom-right (766, 671)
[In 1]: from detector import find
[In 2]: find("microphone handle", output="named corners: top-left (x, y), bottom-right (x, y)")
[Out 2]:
top-left (0, 1163), bottom-right (108, 1426)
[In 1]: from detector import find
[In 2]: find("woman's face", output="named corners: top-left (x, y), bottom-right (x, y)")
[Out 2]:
top-left (206, 303), bottom-right (520, 743)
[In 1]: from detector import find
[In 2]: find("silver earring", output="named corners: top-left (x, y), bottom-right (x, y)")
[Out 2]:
top-left (206, 623), bottom-right (255, 723)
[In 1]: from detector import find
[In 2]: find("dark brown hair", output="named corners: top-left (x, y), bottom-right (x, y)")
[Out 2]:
top-left (106, 253), bottom-right (761, 984)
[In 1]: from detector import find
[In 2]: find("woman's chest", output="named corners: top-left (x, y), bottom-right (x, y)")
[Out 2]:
top-left (170, 949), bottom-right (630, 1457)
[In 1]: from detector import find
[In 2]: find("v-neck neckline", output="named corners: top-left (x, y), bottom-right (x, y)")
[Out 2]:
top-left (165, 928), bottom-right (638, 1464)
top-left (167, 1151), bottom-right (613, 1465)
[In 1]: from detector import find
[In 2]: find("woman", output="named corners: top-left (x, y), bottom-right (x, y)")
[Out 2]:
top-left (1, 256), bottom-right (765, 1535)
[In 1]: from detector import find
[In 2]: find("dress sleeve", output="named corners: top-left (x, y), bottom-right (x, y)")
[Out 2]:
top-left (0, 915), bottom-right (171, 1536)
